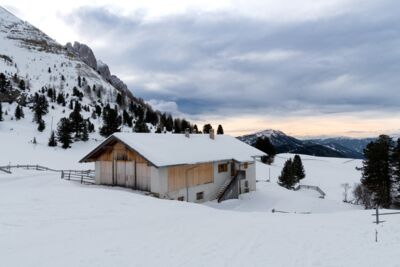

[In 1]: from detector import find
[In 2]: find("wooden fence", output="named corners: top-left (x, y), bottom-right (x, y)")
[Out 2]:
top-left (294, 184), bottom-right (326, 198)
top-left (0, 164), bottom-right (95, 184)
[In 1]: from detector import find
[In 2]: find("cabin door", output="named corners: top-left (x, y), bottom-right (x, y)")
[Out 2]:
top-left (115, 161), bottom-right (127, 186)
top-left (136, 163), bottom-right (151, 191)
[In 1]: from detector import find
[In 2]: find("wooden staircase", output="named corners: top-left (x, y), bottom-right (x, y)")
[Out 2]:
top-left (216, 170), bottom-right (246, 203)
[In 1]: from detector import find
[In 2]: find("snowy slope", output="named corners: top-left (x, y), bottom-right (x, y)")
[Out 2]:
top-left (1, 166), bottom-right (398, 267)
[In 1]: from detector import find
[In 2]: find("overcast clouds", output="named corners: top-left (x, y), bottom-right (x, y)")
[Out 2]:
top-left (4, 0), bottom-right (400, 136)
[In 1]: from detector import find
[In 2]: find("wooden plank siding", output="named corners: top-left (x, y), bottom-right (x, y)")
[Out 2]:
top-left (93, 141), bottom-right (151, 189)
top-left (168, 163), bottom-right (214, 192)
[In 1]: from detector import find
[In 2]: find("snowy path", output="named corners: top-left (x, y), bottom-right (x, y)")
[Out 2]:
top-left (1, 170), bottom-right (399, 267)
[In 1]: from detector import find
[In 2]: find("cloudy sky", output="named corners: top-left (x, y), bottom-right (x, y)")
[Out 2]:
top-left (4, 0), bottom-right (400, 137)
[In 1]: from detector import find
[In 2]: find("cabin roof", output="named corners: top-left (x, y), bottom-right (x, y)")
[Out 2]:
top-left (80, 133), bottom-right (265, 167)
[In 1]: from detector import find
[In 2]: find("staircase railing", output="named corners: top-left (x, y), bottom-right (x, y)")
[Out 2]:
top-left (217, 170), bottom-right (245, 203)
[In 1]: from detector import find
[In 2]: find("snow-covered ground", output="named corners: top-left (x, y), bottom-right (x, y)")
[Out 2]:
top-left (1, 136), bottom-right (400, 267)
top-left (1, 167), bottom-right (399, 267)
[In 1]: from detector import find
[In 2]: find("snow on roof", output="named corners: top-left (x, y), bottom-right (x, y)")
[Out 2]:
top-left (105, 133), bottom-right (265, 167)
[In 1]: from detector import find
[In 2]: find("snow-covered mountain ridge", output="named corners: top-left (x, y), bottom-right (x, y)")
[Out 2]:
top-left (238, 129), bottom-right (368, 159)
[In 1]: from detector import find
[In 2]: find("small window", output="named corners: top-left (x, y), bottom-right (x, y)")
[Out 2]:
top-left (196, 192), bottom-right (204, 200)
top-left (218, 163), bottom-right (228, 173)
top-left (243, 162), bottom-right (248, 169)
top-left (177, 196), bottom-right (184, 201)
top-left (116, 152), bottom-right (127, 161)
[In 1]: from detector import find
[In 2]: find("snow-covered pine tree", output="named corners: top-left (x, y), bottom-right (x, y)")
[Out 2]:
top-left (48, 130), bottom-right (57, 147)
top-left (278, 158), bottom-right (296, 189)
top-left (361, 135), bottom-right (393, 208)
top-left (57, 118), bottom-right (73, 149)
top-left (99, 104), bottom-right (121, 137)
top-left (69, 101), bottom-right (84, 140)
top-left (32, 93), bottom-right (49, 124)
top-left (292, 154), bottom-right (306, 183)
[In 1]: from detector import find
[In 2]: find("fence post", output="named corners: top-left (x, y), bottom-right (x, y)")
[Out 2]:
top-left (376, 206), bottom-right (379, 224)
top-left (68, 172), bottom-right (70, 180)
top-left (61, 171), bottom-right (64, 179)
top-left (81, 175), bottom-right (83, 184)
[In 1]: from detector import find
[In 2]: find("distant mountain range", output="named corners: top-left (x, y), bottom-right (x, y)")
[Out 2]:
top-left (238, 129), bottom-right (376, 159)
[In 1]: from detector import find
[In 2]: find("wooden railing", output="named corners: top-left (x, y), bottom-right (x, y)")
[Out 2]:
top-left (294, 184), bottom-right (326, 198)
top-left (0, 164), bottom-right (95, 184)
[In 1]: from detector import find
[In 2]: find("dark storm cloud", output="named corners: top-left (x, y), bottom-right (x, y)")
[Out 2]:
top-left (64, 2), bottom-right (400, 117)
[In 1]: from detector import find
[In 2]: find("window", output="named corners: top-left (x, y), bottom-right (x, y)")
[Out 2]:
top-left (218, 163), bottom-right (228, 173)
top-left (177, 196), bottom-right (184, 201)
top-left (196, 192), bottom-right (204, 200)
top-left (115, 152), bottom-right (127, 161)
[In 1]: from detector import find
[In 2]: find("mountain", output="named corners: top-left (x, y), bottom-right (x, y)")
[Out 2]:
top-left (238, 129), bottom-right (366, 159)
top-left (307, 137), bottom-right (375, 156)
top-left (0, 6), bottom-right (193, 149)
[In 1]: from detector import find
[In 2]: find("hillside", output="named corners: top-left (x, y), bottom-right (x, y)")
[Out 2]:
top-left (238, 129), bottom-right (366, 159)
top-left (0, 6), bottom-right (194, 151)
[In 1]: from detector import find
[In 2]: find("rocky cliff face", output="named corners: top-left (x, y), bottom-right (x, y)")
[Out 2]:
top-left (65, 41), bottom-right (97, 69)
top-left (65, 42), bottom-right (134, 99)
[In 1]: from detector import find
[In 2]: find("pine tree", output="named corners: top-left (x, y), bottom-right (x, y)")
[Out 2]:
top-left (217, 124), bottom-right (224, 135)
top-left (57, 118), bottom-right (72, 149)
top-left (255, 137), bottom-right (276, 164)
top-left (278, 159), bottom-right (296, 189)
top-left (116, 93), bottom-right (123, 106)
top-left (81, 122), bottom-right (89, 141)
top-left (0, 73), bottom-right (11, 92)
top-left (174, 118), bottom-right (182, 133)
top-left (361, 135), bottom-right (393, 208)
top-left (37, 119), bottom-right (45, 132)
top-left (133, 119), bottom-right (150, 133)
top-left (165, 114), bottom-right (173, 132)
top-left (15, 105), bottom-right (24, 120)
top-left (56, 93), bottom-right (66, 106)
top-left (0, 102), bottom-right (3, 121)
top-left (78, 76), bottom-right (82, 87)
top-left (203, 124), bottom-right (212, 134)
top-left (18, 80), bottom-right (25, 90)
top-left (69, 102), bottom-right (84, 139)
top-left (123, 110), bottom-right (131, 126)
top-left (391, 138), bottom-right (400, 205)
top-left (48, 131), bottom-right (57, 147)
top-left (193, 124), bottom-right (199, 134)
top-left (99, 105), bottom-right (122, 137)
top-left (32, 93), bottom-right (49, 124)
top-left (292, 154), bottom-right (306, 183)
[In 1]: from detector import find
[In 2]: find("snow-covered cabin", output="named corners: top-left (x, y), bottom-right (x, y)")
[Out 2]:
top-left (80, 131), bottom-right (265, 202)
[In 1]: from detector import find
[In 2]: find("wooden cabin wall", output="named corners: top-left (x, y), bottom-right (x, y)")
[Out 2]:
top-left (94, 141), bottom-right (152, 189)
top-left (168, 163), bottom-right (214, 192)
